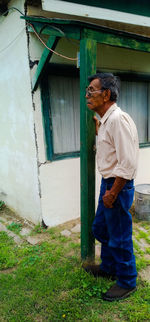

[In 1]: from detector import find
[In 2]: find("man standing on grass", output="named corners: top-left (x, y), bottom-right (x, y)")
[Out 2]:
top-left (84, 72), bottom-right (139, 301)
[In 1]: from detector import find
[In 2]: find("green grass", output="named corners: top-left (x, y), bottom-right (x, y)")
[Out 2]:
top-left (6, 222), bottom-right (22, 234)
top-left (0, 228), bottom-right (149, 322)
top-left (31, 224), bottom-right (48, 235)
top-left (133, 239), bottom-right (144, 256)
top-left (0, 232), bottom-right (18, 269)
top-left (140, 222), bottom-right (150, 231)
top-left (136, 230), bottom-right (150, 244)
top-left (146, 247), bottom-right (150, 254)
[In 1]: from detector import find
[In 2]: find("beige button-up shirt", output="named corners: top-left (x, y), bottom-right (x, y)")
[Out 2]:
top-left (97, 103), bottom-right (139, 180)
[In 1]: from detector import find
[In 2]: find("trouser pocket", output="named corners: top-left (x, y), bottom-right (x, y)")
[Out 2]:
top-left (118, 186), bottom-right (134, 211)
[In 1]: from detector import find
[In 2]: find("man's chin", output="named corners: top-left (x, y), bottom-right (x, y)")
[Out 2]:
top-left (87, 103), bottom-right (94, 110)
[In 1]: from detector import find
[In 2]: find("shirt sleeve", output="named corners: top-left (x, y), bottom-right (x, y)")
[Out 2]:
top-left (111, 113), bottom-right (139, 180)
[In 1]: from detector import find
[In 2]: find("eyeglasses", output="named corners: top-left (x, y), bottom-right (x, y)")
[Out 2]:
top-left (85, 88), bottom-right (103, 97)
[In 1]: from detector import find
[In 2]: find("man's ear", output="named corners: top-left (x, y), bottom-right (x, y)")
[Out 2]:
top-left (103, 89), bottom-right (111, 102)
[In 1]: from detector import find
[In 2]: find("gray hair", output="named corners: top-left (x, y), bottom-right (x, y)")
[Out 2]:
top-left (88, 72), bottom-right (120, 102)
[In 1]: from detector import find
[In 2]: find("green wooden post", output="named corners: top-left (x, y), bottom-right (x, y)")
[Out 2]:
top-left (80, 37), bottom-right (97, 260)
top-left (32, 36), bottom-right (59, 92)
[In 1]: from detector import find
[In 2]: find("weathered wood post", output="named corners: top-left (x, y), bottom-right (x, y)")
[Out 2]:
top-left (80, 36), bottom-right (97, 260)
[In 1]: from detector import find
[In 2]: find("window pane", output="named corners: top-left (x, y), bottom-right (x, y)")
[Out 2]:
top-left (118, 81), bottom-right (148, 143)
top-left (49, 75), bottom-right (80, 154)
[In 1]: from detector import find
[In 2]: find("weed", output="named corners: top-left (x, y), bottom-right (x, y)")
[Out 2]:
top-left (140, 222), bottom-right (150, 231)
top-left (136, 229), bottom-right (150, 244)
top-left (133, 240), bottom-right (144, 256)
top-left (6, 222), bottom-right (22, 234)
top-left (0, 232), bottom-right (18, 269)
top-left (146, 247), bottom-right (150, 254)
top-left (31, 224), bottom-right (47, 234)
top-left (136, 256), bottom-right (150, 271)
top-left (0, 201), bottom-right (5, 210)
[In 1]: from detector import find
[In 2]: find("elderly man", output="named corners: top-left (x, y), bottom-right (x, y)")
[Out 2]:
top-left (84, 72), bottom-right (139, 301)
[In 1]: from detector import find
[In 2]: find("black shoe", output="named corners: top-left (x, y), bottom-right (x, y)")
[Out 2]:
top-left (102, 283), bottom-right (137, 302)
top-left (82, 264), bottom-right (116, 280)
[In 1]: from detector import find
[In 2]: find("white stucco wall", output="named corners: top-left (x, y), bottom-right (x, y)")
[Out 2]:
top-left (135, 148), bottom-right (150, 185)
top-left (0, 0), bottom-right (41, 223)
top-left (40, 159), bottom-right (80, 227)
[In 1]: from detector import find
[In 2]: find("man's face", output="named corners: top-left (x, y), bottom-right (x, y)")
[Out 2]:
top-left (86, 78), bottom-right (105, 112)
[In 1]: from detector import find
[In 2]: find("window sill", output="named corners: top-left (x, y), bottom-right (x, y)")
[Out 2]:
top-left (139, 142), bottom-right (150, 148)
top-left (52, 151), bottom-right (80, 161)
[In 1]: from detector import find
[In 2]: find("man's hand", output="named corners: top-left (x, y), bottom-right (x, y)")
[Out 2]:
top-left (103, 177), bottom-right (127, 208)
top-left (93, 115), bottom-right (100, 135)
top-left (102, 190), bottom-right (117, 208)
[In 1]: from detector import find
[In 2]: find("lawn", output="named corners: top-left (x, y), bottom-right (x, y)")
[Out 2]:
top-left (0, 209), bottom-right (149, 321)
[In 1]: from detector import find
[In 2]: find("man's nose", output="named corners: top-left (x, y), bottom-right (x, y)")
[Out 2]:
top-left (85, 92), bottom-right (90, 98)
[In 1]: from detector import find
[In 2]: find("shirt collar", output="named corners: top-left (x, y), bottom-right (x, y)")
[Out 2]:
top-left (100, 103), bottom-right (118, 124)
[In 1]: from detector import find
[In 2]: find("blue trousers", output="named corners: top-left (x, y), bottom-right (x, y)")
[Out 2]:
top-left (92, 177), bottom-right (137, 289)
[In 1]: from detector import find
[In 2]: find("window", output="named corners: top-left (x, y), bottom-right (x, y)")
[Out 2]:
top-left (40, 65), bottom-right (80, 160)
top-left (41, 67), bottom-right (150, 161)
top-left (118, 78), bottom-right (150, 145)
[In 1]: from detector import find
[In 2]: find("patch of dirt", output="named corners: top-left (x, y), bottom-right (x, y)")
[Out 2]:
top-left (0, 207), bottom-right (34, 229)
top-left (139, 266), bottom-right (150, 283)
top-left (0, 267), bottom-right (17, 274)
top-left (144, 254), bottom-right (150, 260)
top-left (56, 217), bottom-right (80, 231)
top-left (27, 233), bottom-right (51, 244)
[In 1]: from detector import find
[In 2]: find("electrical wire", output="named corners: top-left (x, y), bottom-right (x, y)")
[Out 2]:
top-left (0, 7), bottom-right (24, 17)
top-left (0, 27), bottom-right (25, 54)
top-left (27, 22), bottom-right (78, 61)
top-left (0, 7), bottom-right (78, 61)
top-left (0, 7), bottom-right (25, 55)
